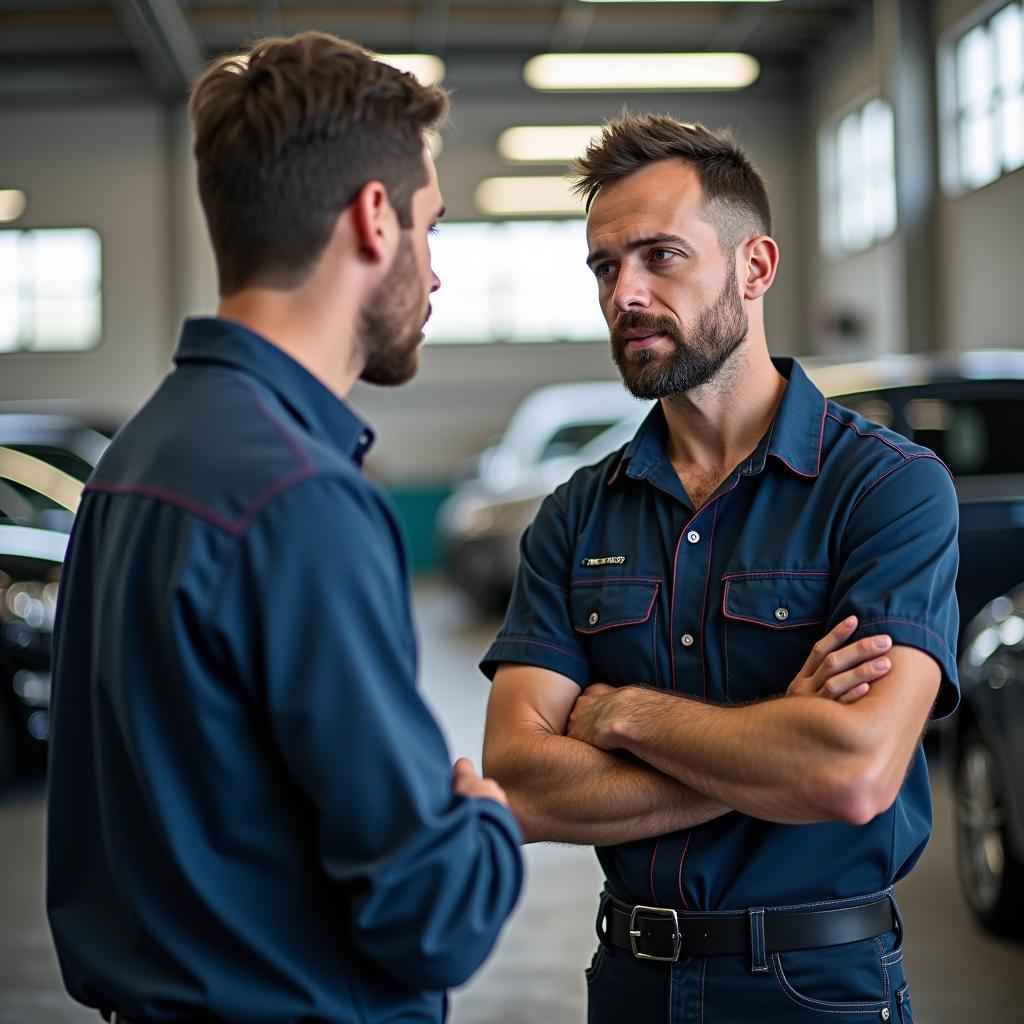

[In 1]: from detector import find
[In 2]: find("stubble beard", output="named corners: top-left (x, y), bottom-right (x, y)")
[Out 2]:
top-left (358, 236), bottom-right (428, 388)
top-left (610, 270), bottom-right (749, 401)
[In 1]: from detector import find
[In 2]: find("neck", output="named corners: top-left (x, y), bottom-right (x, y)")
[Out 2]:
top-left (660, 338), bottom-right (786, 474)
top-left (217, 284), bottom-right (363, 400)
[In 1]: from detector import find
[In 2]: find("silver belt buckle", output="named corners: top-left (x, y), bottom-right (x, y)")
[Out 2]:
top-left (629, 904), bottom-right (682, 962)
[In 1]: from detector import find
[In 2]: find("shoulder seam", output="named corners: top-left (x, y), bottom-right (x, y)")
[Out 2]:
top-left (850, 452), bottom-right (954, 514)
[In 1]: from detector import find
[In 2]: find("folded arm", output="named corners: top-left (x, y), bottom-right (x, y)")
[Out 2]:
top-left (568, 645), bottom-right (939, 825)
top-left (483, 663), bottom-right (729, 845)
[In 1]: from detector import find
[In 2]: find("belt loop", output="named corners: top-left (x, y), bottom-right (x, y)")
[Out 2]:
top-left (596, 890), bottom-right (612, 945)
top-left (748, 906), bottom-right (768, 973)
top-left (887, 889), bottom-right (904, 952)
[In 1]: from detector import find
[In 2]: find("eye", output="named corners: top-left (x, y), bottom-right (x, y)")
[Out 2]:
top-left (592, 262), bottom-right (617, 280)
top-left (429, 224), bottom-right (440, 237)
top-left (649, 248), bottom-right (677, 264)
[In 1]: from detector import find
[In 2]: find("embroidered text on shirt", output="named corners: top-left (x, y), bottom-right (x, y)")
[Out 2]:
top-left (580, 556), bottom-right (627, 567)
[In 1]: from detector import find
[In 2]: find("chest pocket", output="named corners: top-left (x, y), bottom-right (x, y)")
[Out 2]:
top-left (571, 578), bottom-right (661, 687)
top-left (721, 571), bottom-right (831, 702)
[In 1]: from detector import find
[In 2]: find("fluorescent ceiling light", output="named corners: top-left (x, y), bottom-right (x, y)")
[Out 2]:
top-left (498, 126), bottom-right (603, 163)
top-left (376, 53), bottom-right (445, 86)
top-left (475, 177), bottom-right (583, 216)
top-left (524, 52), bottom-right (760, 91)
top-left (0, 190), bottom-right (27, 223)
top-left (580, 1), bottom-right (779, 4)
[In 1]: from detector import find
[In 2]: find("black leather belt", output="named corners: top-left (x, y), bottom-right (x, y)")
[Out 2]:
top-left (601, 893), bottom-right (896, 962)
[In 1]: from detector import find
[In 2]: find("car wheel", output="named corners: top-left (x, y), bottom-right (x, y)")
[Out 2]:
top-left (955, 725), bottom-right (1024, 939)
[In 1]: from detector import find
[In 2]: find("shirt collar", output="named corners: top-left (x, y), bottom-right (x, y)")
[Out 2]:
top-left (610, 356), bottom-right (826, 486)
top-left (173, 317), bottom-right (374, 464)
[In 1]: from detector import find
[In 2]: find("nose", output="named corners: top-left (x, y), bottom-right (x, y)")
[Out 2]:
top-left (610, 266), bottom-right (650, 314)
top-left (430, 269), bottom-right (441, 294)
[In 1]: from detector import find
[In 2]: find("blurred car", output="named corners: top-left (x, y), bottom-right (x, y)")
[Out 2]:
top-left (0, 414), bottom-right (108, 792)
top-left (438, 382), bottom-right (651, 611)
top-left (442, 350), bottom-right (1024, 622)
top-left (953, 586), bottom-right (1024, 939)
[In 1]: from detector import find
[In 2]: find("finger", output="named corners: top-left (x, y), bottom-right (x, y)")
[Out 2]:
top-left (584, 683), bottom-right (615, 696)
top-left (799, 616), bottom-right (858, 678)
top-left (451, 757), bottom-right (477, 788)
top-left (838, 682), bottom-right (871, 704)
top-left (819, 657), bottom-right (891, 699)
top-left (811, 635), bottom-right (892, 690)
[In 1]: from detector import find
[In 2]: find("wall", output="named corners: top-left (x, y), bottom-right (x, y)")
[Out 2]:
top-left (935, 0), bottom-right (1024, 351)
top-left (0, 104), bottom-right (175, 426)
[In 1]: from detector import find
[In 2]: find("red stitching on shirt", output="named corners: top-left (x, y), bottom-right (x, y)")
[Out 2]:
top-left (570, 576), bottom-right (662, 586)
top-left (721, 580), bottom-right (826, 629)
top-left (699, 501), bottom-right (720, 701)
top-left (239, 377), bottom-right (317, 473)
top-left (676, 830), bottom-right (692, 910)
top-left (494, 636), bottom-right (590, 668)
top-left (721, 570), bottom-right (831, 581)
top-left (851, 454), bottom-right (954, 513)
top-left (239, 468), bottom-right (319, 530)
top-left (84, 480), bottom-right (245, 536)
top-left (857, 618), bottom-right (954, 659)
top-left (573, 583), bottom-right (659, 634)
top-left (649, 836), bottom-right (663, 906)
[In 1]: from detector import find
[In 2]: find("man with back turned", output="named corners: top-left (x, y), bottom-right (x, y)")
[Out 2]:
top-left (47, 32), bottom-right (522, 1024)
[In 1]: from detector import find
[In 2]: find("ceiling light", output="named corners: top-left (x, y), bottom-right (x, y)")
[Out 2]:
top-left (498, 126), bottom-right (603, 163)
top-left (376, 53), bottom-right (445, 86)
top-left (474, 176), bottom-right (583, 216)
top-left (0, 190), bottom-right (27, 223)
top-left (524, 52), bottom-right (760, 91)
top-left (579, 0), bottom-right (779, 4)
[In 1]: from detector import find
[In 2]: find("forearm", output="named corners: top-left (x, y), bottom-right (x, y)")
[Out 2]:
top-left (484, 725), bottom-right (728, 845)
top-left (610, 689), bottom-right (875, 825)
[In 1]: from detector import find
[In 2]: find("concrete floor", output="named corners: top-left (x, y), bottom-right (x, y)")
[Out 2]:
top-left (1, 580), bottom-right (1022, 1023)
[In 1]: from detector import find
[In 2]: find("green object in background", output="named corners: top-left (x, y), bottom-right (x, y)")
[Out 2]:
top-left (387, 485), bottom-right (451, 573)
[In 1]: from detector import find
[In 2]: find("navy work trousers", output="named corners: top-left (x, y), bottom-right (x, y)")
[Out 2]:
top-left (586, 890), bottom-right (912, 1023)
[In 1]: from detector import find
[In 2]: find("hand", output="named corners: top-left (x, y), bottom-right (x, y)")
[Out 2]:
top-left (787, 616), bottom-right (892, 703)
top-left (566, 683), bottom-right (622, 750)
top-left (452, 756), bottom-right (509, 807)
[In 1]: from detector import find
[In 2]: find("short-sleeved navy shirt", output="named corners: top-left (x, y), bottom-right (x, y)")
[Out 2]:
top-left (48, 317), bottom-right (522, 1023)
top-left (482, 358), bottom-right (959, 912)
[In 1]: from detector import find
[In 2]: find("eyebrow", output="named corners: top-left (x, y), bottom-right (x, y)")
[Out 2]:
top-left (586, 233), bottom-right (694, 268)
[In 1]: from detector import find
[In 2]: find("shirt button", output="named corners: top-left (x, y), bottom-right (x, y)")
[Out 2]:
top-left (358, 431), bottom-right (370, 446)
top-left (680, 633), bottom-right (695, 647)
top-left (589, 612), bottom-right (599, 626)
top-left (686, 530), bottom-right (700, 544)
top-left (774, 607), bottom-right (790, 622)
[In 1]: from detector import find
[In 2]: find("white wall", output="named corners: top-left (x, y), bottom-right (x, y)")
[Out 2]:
top-left (0, 104), bottom-right (175, 425)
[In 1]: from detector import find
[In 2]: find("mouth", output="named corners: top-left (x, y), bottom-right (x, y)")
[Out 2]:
top-left (621, 331), bottom-right (668, 350)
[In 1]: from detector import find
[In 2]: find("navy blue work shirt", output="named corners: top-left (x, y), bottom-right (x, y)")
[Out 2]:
top-left (47, 317), bottom-right (522, 1024)
top-left (482, 358), bottom-right (959, 912)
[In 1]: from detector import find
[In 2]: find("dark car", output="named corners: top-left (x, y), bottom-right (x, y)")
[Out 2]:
top-left (954, 587), bottom-right (1024, 939)
top-left (443, 350), bottom-right (1024, 627)
top-left (0, 414), bottom-right (108, 792)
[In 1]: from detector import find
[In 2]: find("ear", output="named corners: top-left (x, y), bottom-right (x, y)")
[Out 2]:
top-left (739, 235), bottom-right (779, 300)
top-left (351, 180), bottom-right (400, 264)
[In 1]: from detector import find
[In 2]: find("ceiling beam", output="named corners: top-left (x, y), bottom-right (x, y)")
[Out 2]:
top-left (109, 0), bottom-right (203, 98)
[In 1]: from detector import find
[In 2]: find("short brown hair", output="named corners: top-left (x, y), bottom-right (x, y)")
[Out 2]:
top-left (190, 32), bottom-right (448, 295)
top-left (570, 112), bottom-right (771, 251)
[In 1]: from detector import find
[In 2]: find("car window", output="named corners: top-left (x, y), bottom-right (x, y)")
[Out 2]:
top-left (539, 422), bottom-right (619, 462)
top-left (906, 397), bottom-right (1022, 476)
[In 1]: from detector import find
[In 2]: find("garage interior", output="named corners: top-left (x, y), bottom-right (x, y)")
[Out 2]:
top-left (2, 1), bottom-right (1024, 1021)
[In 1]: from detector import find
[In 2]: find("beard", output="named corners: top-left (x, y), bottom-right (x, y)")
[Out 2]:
top-left (610, 270), bottom-right (749, 400)
top-left (358, 236), bottom-right (429, 387)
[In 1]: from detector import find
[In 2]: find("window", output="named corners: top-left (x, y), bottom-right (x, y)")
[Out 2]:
top-left (0, 228), bottom-right (102, 353)
top-left (424, 220), bottom-right (607, 343)
top-left (818, 98), bottom-right (897, 256)
top-left (940, 1), bottom-right (1024, 193)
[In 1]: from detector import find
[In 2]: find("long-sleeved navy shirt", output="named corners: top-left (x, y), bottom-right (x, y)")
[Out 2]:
top-left (47, 317), bottom-right (522, 1024)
